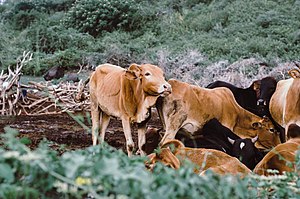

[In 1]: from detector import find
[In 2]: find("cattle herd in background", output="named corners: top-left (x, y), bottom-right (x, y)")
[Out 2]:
top-left (76, 62), bottom-right (300, 177)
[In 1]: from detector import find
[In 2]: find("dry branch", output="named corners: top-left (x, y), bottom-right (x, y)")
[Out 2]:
top-left (0, 51), bottom-right (90, 116)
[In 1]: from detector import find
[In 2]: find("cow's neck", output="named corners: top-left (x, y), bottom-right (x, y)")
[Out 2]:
top-left (124, 78), bottom-right (158, 123)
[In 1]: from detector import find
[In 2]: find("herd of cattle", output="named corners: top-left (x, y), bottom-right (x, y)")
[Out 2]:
top-left (77, 62), bottom-right (300, 177)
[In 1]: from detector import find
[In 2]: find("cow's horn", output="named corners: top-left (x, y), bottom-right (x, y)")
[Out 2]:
top-left (251, 135), bottom-right (259, 143)
top-left (227, 137), bottom-right (235, 145)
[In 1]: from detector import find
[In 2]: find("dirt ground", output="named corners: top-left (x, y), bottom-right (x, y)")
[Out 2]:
top-left (0, 111), bottom-right (162, 154)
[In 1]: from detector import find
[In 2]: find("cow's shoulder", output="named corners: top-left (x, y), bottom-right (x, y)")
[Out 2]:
top-left (91, 64), bottom-right (125, 96)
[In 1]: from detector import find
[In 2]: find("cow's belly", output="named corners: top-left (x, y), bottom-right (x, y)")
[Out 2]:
top-left (98, 103), bottom-right (121, 118)
top-left (97, 96), bottom-right (122, 118)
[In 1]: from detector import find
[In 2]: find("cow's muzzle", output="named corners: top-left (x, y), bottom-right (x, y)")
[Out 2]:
top-left (257, 99), bottom-right (267, 106)
top-left (160, 83), bottom-right (172, 97)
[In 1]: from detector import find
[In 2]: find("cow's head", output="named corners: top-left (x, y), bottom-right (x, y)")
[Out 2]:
top-left (252, 116), bottom-right (281, 149)
top-left (125, 64), bottom-right (172, 96)
top-left (228, 136), bottom-right (260, 170)
top-left (253, 77), bottom-right (277, 116)
top-left (145, 140), bottom-right (184, 171)
top-left (142, 126), bottom-right (162, 155)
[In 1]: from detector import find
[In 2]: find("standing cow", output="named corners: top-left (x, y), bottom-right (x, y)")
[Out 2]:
top-left (269, 65), bottom-right (300, 139)
top-left (254, 123), bottom-right (300, 175)
top-left (156, 79), bottom-right (281, 150)
top-left (89, 63), bottom-right (171, 156)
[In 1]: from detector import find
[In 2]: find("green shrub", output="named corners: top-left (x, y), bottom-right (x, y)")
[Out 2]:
top-left (24, 49), bottom-right (85, 76)
top-left (0, 127), bottom-right (299, 198)
top-left (63, 0), bottom-right (137, 37)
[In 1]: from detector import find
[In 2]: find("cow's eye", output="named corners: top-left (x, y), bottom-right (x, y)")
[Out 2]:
top-left (269, 128), bottom-right (276, 133)
top-left (145, 72), bottom-right (151, 76)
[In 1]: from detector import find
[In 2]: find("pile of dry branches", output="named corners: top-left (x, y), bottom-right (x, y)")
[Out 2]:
top-left (0, 52), bottom-right (90, 116)
top-left (17, 80), bottom-right (90, 115)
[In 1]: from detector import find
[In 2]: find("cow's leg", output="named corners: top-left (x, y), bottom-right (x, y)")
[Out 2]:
top-left (99, 111), bottom-right (110, 143)
top-left (91, 106), bottom-right (100, 146)
top-left (122, 118), bottom-right (134, 157)
top-left (158, 98), bottom-right (187, 145)
top-left (159, 114), bottom-right (186, 145)
top-left (159, 129), bottom-right (178, 145)
top-left (137, 122), bottom-right (147, 156)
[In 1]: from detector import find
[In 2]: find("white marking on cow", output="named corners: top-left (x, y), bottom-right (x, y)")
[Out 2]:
top-left (240, 142), bottom-right (245, 150)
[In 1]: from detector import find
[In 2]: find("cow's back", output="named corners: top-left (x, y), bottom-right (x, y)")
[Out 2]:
top-left (179, 148), bottom-right (251, 176)
top-left (168, 79), bottom-right (239, 127)
top-left (254, 138), bottom-right (300, 175)
top-left (90, 64), bottom-right (125, 117)
top-left (206, 80), bottom-right (257, 112)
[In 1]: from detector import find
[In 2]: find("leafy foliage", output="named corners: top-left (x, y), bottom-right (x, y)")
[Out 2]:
top-left (63, 0), bottom-right (137, 37)
top-left (0, 128), bottom-right (299, 198)
top-left (0, 0), bottom-right (300, 76)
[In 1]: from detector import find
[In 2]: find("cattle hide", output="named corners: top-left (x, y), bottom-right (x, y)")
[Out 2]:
top-left (157, 79), bottom-right (281, 150)
top-left (145, 140), bottom-right (251, 177)
top-left (89, 63), bottom-right (171, 156)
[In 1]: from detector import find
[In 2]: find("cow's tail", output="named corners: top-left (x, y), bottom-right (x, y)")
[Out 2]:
top-left (75, 77), bottom-right (90, 102)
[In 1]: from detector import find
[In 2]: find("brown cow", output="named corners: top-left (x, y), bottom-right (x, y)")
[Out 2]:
top-left (89, 63), bottom-right (171, 156)
top-left (269, 67), bottom-right (300, 139)
top-left (145, 140), bottom-right (251, 177)
top-left (156, 79), bottom-right (281, 150)
top-left (253, 123), bottom-right (300, 175)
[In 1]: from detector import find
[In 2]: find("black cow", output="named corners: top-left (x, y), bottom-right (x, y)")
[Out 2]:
top-left (175, 119), bottom-right (264, 170)
top-left (206, 77), bottom-right (276, 117)
top-left (206, 77), bottom-right (285, 143)
top-left (227, 136), bottom-right (265, 170)
top-left (143, 119), bottom-right (264, 170)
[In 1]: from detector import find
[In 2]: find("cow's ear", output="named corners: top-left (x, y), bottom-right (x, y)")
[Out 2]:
top-left (288, 68), bottom-right (300, 79)
top-left (125, 63), bottom-right (141, 80)
top-left (252, 80), bottom-right (261, 91)
top-left (252, 122), bottom-right (262, 129)
top-left (252, 80), bottom-right (261, 98)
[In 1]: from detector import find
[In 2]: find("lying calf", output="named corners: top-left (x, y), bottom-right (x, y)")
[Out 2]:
top-left (145, 140), bottom-right (251, 177)
top-left (254, 123), bottom-right (300, 175)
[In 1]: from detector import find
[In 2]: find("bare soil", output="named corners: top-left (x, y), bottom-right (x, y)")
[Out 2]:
top-left (0, 112), bottom-right (162, 154)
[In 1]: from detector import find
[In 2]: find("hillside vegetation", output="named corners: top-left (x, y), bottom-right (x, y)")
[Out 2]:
top-left (0, 1), bottom-right (300, 198)
top-left (0, 0), bottom-right (299, 79)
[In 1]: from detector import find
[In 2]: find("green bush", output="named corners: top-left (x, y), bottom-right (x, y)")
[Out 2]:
top-left (0, 128), bottom-right (299, 198)
top-left (24, 49), bottom-right (85, 76)
top-left (1, 0), bottom-right (300, 76)
top-left (63, 0), bottom-right (137, 37)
